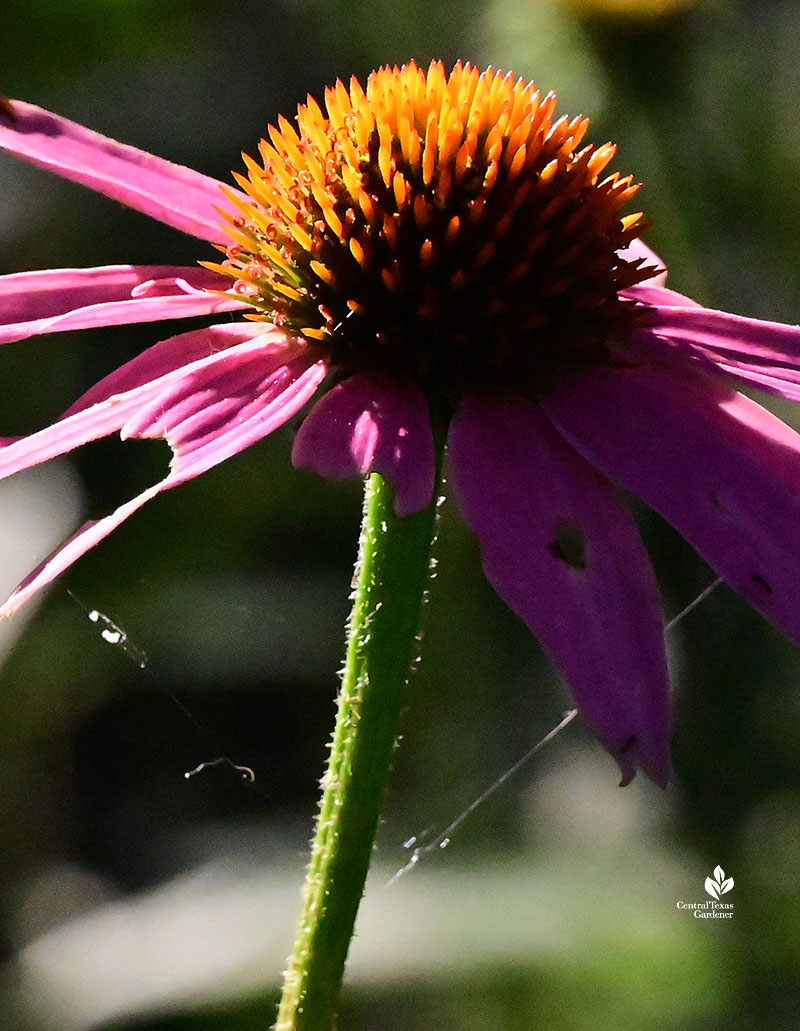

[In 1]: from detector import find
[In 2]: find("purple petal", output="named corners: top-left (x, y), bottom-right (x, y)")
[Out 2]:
top-left (292, 372), bottom-right (436, 516)
top-left (448, 392), bottom-right (670, 785)
top-left (1, 323), bottom-right (324, 478)
top-left (0, 327), bottom-right (327, 615)
top-left (542, 361), bottom-right (800, 644)
top-left (0, 100), bottom-right (237, 242)
top-left (0, 265), bottom-right (247, 344)
top-left (697, 356), bottom-right (800, 402)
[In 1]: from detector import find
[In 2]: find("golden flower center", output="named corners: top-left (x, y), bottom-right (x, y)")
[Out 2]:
top-left (206, 60), bottom-right (653, 401)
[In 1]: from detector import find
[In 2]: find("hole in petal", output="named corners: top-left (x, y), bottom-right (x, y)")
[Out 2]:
top-left (752, 573), bottom-right (773, 594)
top-left (548, 521), bottom-right (587, 570)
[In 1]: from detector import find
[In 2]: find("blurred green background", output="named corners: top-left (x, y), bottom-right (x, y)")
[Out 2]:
top-left (1, 0), bottom-right (799, 1028)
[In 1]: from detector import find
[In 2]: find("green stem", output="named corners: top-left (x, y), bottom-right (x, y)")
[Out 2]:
top-left (275, 466), bottom-right (441, 1031)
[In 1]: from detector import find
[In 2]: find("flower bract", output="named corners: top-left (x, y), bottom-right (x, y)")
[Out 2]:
top-left (4, 61), bottom-right (800, 784)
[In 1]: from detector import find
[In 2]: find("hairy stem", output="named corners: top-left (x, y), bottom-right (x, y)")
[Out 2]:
top-left (275, 468), bottom-right (440, 1030)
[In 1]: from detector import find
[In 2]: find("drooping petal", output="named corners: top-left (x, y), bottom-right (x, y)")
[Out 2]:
top-left (542, 361), bottom-right (800, 644)
top-left (693, 355), bottom-right (800, 402)
top-left (0, 265), bottom-right (247, 344)
top-left (0, 100), bottom-right (237, 242)
top-left (0, 326), bottom-right (327, 616)
top-left (291, 372), bottom-right (435, 516)
top-left (448, 392), bottom-right (670, 785)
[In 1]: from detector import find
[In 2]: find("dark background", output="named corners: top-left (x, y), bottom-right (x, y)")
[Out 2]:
top-left (1, 0), bottom-right (799, 1028)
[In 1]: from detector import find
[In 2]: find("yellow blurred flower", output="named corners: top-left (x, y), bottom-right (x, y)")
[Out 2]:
top-left (557, 0), bottom-right (694, 17)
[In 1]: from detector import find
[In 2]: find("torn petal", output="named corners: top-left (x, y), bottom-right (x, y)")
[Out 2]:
top-left (124, 340), bottom-right (328, 485)
top-left (640, 330), bottom-right (800, 403)
top-left (631, 305), bottom-right (800, 403)
top-left (292, 372), bottom-right (436, 516)
top-left (448, 392), bottom-right (670, 785)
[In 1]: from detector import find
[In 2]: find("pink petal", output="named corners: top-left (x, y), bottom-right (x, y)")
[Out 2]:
top-left (639, 304), bottom-right (800, 365)
top-left (121, 339), bottom-right (328, 486)
top-left (0, 323), bottom-right (267, 478)
top-left (697, 355), bottom-right (800, 402)
top-left (624, 283), bottom-right (701, 308)
top-left (292, 372), bottom-right (435, 516)
top-left (618, 239), bottom-right (667, 287)
top-left (0, 100), bottom-right (237, 242)
top-left (615, 292), bottom-right (800, 401)
top-left (448, 392), bottom-right (670, 785)
top-left (626, 302), bottom-right (800, 402)
top-left (1, 328), bottom-right (326, 616)
top-left (636, 328), bottom-right (800, 403)
top-left (1, 486), bottom-right (166, 617)
top-left (0, 265), bottom-right (247, 344)
top-left (63, 321), bottom-right (284, 415)
top-left (542, 361), bottom-right (800, 644)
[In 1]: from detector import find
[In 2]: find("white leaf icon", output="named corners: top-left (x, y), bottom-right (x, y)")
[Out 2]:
top-left (704, 866), bottom-right (734, 898)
